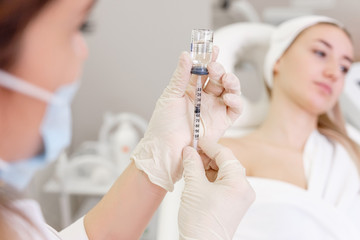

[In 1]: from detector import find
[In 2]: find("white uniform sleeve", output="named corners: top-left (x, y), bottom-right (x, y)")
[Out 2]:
top-left (58, 216), bottom-right (89, 240)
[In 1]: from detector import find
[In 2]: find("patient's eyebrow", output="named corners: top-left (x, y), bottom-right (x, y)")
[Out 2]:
top-left (318, 39), bottom-right (332, 49)
top-left (83, 0), bottom-right (97, 15)
top-left (316, 39), bottom-right (353, 63)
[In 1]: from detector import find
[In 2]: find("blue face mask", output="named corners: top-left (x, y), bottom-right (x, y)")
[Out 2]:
top-left (0, 70), bottom-right (79, 190)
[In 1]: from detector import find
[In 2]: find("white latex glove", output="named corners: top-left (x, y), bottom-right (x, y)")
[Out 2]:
top-left (131, 49), bottom-right (242, 191)
top-left (179, 139), bottom-right (255, 240)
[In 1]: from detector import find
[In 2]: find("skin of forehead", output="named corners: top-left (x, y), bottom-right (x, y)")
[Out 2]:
top-left (289, 23), bottom-right (354, 56)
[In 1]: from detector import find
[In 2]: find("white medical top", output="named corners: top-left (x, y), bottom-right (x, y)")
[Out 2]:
top-left (3, 198), bottom-right (88, 240)
top-left (0, 157), bottom-right (9, 171)
top-left (0, 157), bottom-right (88, 239)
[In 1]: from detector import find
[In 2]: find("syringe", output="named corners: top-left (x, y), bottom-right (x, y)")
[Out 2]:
top-left (193, 75), bottom-right (202, 149)
top-left (190, 29), bottom-right (213, 149)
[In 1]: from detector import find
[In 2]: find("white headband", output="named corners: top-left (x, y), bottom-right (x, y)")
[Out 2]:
top-left (263, 15), bottom-right (344, 88)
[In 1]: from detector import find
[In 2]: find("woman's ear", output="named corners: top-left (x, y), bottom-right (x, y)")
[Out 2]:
top-left (273, 59), bottom-right (281, 75)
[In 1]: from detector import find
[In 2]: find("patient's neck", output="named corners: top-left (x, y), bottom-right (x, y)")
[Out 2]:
top-left (258, 90), bottom-right (317, 151)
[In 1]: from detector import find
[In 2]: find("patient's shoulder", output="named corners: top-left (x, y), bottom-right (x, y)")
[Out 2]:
top-left (219, 137), bottom-right (243, 148)
top-left (219, 134), bottom-right (258, 150)
top-left (219, 134), bottom-right (260, 172)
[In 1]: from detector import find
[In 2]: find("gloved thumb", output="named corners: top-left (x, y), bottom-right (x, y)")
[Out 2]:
top-left (182, 146), bottom-right (206, 180)
top-left (162, 52), bottom-right (192, 98)
top-left (198, 138), bottom-right (244, 179)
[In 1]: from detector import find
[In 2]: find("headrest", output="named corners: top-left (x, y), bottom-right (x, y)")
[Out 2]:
top-left (214, 22), bottom-right (275, 137)
top-left (340, 62), bottom-right (360, 132)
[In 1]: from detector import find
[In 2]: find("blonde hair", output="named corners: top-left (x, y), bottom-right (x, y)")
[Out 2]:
top-left (318, 103), bottom-right (360, 173)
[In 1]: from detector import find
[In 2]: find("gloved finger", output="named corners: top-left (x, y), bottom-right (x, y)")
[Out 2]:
top-left (185, 74), bottom-right (209, 100)
top-left (205, 168), bottom-right (218, 182)
top-left (222, 72), bottom-right (241, 95)
top-left (203, 62), bottom-right (225, 97)
top-left (182, 146), bottom-right (207, 181)
top-left (185, 46), bottom-right (219, 97)
top-left (208, 159), bottom-right (219, 171)
top-left (205, 159), bottom-right (219, 182)
top-left (198, 150), bottom-right (212, 170)
top-left (163, 52), bottom-right (193, 98)
top-left (198, 138), bottom-right (244, 175)
top-left (223, 93), bottom-right (243, 123)
top-left (211, 45), bottom-right (219, 62)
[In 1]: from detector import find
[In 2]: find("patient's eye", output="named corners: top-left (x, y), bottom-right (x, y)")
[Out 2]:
top-left (340, 65), bottom-right (349, 74)
top-left (79, 20), bottom-right (93, 34)
top-left (314, 50), bottom-right (326, 58)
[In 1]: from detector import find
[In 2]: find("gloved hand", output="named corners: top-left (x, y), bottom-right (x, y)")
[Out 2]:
top-left (178, 139), bottom-right (255, 240)
top-left (131, 48), bottom-right (242, 191)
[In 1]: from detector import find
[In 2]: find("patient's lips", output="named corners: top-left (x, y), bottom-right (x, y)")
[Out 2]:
top-left (314, 81), bottom-right (332, 95)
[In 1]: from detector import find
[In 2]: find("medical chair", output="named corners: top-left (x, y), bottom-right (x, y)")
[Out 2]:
top-left (340, 62), bottom-right (360, 144)
top-left (156, 22), bottom-right (360, 240)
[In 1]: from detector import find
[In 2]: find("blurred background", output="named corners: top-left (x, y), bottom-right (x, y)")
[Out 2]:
top-left (28, 0), bottom-right (360, 239)
top-left (72, 0), bottom-right (360, 151)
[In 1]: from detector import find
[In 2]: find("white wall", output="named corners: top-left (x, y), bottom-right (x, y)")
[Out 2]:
top-left (71, 0), bottom-right (212, 151)
top-left (214, 0), bottom-right (360, 60)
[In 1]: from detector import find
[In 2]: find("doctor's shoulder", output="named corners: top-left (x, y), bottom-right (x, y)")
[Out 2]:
top-left (0, 184), bottom-right (47, 240)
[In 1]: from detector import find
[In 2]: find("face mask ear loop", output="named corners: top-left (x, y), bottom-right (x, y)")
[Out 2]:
top-left (0, 70), bottom-right (62, 104)
top-left (0, 158), bottom-right (9, 171)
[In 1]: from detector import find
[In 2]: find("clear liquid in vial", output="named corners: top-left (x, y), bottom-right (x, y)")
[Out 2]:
top-left (191, 42), bottom-right (213, 69)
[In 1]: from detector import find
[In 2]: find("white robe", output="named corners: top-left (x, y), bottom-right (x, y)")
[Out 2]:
top-left (233, 130), bottom-right (360, 240)
top-left (157, 130), bottom-right (360, 240)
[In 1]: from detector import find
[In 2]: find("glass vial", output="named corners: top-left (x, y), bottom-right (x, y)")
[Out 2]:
top-left (190, 29), bottom-right (214, 75)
